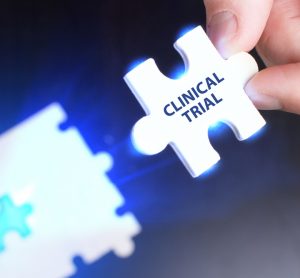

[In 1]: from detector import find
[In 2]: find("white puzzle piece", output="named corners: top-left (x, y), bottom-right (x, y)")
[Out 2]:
top-left (0, 103), bottom-right (141, 278)
top-left (124, 26), bottom-right (266, 177)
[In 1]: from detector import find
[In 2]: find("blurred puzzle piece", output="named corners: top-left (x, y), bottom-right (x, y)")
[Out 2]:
top-left (0, 103), bottom-right (141, 277)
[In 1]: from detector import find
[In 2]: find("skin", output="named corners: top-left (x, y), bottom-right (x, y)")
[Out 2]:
top-left (204, 0), bottom-right (300, 114)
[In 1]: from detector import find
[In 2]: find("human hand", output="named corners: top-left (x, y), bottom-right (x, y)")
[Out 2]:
top-left (204, 0), bottom-right (300, 114)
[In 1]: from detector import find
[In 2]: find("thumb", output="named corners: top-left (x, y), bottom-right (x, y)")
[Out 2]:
top-left (204, 0), bottom-right (273, 58)
top-left (246, 64), bottom-right (300, 114)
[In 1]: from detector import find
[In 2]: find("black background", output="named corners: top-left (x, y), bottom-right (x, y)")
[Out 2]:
top-left (1, 1), bottom-right (300, 277)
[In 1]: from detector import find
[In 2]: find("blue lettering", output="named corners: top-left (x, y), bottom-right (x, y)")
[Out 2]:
top-left (196, 82), bottom-right (208, 94)
top-left (178, 96), bottom-right (186, 107)
top-left (190, 106), bottom-right (202, 119)
top-left (206, 77), bottom-right (218, 90)
top-left (198, 101), bottom-right (206, 113)
top-left (204, 97), bottom-right (215, 110)
top-left (181, 110), bottom-right (192, 122)
top-left (171, 101), bottom-right (183, 112)
top-left (211, 93), bottom-right (223, 104)
top-left (213, 73), bottom-right (225, 83)
top-left (164, 104), bottom-right (175, 116)
top-left (182, 91), bottom-right (196, 105)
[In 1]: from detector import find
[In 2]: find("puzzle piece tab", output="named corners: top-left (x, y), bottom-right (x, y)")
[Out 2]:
top-left (124, 26), bottom-right (266, 177)
top-left (0, 195), bottom-right (32, 251)
top-left (0, 103), bottom-right (141, 278)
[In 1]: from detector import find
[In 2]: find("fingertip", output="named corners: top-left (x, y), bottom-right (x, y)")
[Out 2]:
top-left (245, 63), bottom-right (300, 114)
top-left (205, 0), bottom-right (273, 56)
top-left (206, 10), bottom-right (238, 58)
top-left (245, 78), bottom-right (282, 110)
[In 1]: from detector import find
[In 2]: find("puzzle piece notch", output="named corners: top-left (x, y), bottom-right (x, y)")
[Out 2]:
top-left (0, 195), bottom-right (32, 251)
top-left (125, 26), bottom-right (266, 177)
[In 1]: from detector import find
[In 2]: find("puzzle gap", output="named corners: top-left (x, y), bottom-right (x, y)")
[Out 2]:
top-left (115, 206), bottom-right (128, 217)
top-left (208, 121), bottom-right (239, 149)
top-left (157, 53), bottom-right (187, 81)
top-left (163, 25), bottom-right (202, 81)
top-left (58, 120), bottom-right (71, 131)
top-left (149, 39), bottom-right (188, 82)
top-left (168, 63), bottom-right (186, 80)
top-left (73, 256), bottom-right (86, 269)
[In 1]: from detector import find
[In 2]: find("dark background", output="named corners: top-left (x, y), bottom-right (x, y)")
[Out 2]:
top-left (1, 0), bottom-right (300, 277)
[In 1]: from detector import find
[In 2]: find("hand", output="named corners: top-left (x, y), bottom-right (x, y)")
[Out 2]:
top-left (204, 0), bottom-right (300, 114)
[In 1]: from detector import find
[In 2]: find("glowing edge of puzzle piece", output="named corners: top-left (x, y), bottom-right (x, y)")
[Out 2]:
top-left (124, 26), bottom-right (266, 177)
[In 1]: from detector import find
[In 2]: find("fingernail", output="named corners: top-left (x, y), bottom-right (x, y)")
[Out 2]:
top-left (207, 11), bottom-right (238, 57)
top-left (245, 83), bottom-right (282, 110)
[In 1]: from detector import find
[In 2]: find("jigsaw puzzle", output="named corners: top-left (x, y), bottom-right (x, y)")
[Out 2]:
top-left (124, 26), bottom-right (266, 177)
top-left (0, 103), bottom-right (141, 277)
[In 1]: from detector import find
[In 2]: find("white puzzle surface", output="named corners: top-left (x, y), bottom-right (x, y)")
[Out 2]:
top-left (0, 103), bottom-right (141, 277)
top-left (124, 26), bottom-right (266, 177)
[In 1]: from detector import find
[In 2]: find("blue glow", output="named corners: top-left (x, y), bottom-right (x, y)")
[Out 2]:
top-left (208, 121), bottom-right (267, 143)
top-left (176, 24), bottom-right (197, 40)
top-left (127, 58), bottom-right (147, 72)
top-left (0, 195), bottom-right (33, 252)
top-left (197, 161), bottom-right (221, 180)
top-left (208, 121), bottom-right (229, 138)
top-left (169, 64), bottom-right (186, 80)
top-left (116, 156), bottom-right (176, 186)
top-left (127, 135), bottom-right (144, 158)
top-left (244, 125), bottom-right (268, 143)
